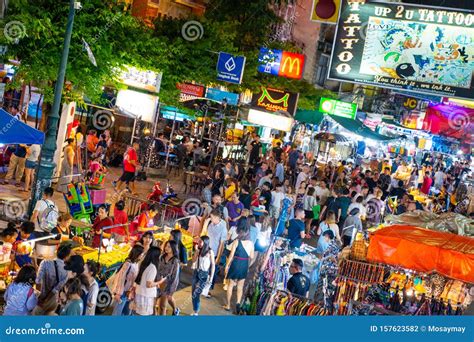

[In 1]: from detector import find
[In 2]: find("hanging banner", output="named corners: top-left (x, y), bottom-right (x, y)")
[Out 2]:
top-left (206, 87), bottom-right (239, 106)
top-left (176, 82), bottom-right (206, 102)
top-left (216, 52), bottom-right (246, 84)
top-left (251, 86), bottom-right (299, 115)
top-left (257, 48), bottom-right (305, 79)
top-left (310, 0), bottom-right (341, 24)
top-left (328, 1), bottom-right (474, 100)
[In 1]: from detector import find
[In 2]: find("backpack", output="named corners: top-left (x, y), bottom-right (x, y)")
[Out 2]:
top-left (39, 200), bottom-right (59, 232)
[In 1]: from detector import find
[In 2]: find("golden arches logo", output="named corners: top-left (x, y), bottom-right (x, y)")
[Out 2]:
top-left (280, 57), bottom-right (301, 76)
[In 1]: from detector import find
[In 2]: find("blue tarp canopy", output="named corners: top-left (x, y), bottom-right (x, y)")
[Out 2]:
top-left (0, 109), bottom-right (45, 144)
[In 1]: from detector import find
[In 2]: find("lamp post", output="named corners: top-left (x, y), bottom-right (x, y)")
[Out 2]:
top-left (28, 0), bottom-right (77, 216)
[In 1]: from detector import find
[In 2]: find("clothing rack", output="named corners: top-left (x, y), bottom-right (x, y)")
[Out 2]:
top-left (257, 286), bottom-right (328, 316)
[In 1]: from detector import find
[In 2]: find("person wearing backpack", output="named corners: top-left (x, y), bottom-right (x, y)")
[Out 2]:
top-left (33, 244), bottom-right (72, 315)
top-left (4, 265), bottom-right (38, 316)
top-left (110, 245), bottom-right (144, 315)
top-left (31, 187), bottom-right (59, 234)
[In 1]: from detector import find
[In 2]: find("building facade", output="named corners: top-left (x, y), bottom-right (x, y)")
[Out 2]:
top-left (128, 0), bottom-right (208, 25)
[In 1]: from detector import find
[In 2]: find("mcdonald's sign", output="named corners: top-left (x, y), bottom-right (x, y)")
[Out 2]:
top-left (279, 51), bottom-right (305, 79)
top-left (257, 48), bottom-right (305, 80)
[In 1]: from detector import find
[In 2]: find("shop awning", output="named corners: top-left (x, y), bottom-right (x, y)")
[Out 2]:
top-left (328, 114), bottom-right (397, 141)
top-left (367, 225), bottom-right (474, 283)
top-left (295, 109), bottom-right (324, 126)
top-left (0, 109), bottom-right (45, 145)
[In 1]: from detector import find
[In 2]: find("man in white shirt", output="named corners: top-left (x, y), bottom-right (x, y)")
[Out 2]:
top-left (206, 209), bottom-right (228, 291)
top-left (314, 181), bottom-right (331, 206)
top-left (270, 184), bottom-right (285, 224)
top-left (433, 168), bottom-right (446, 190)
top-left (31, 187), bottom-right (59, 233)
top-left (295, 165), bottom-right (310, 190)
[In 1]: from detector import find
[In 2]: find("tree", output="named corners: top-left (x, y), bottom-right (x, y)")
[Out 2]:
top-left (1, 0), bottom-right (160, 128)
top-left (152, 0), bottom-right (335, 110)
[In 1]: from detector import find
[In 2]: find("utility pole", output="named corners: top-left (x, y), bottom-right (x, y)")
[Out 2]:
top-left (28, 0), bottom-right (77, 215)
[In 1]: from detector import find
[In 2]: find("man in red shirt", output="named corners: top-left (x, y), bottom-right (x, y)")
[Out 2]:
top-left (115, 143), bottom-right (139, 194)
top-left (110, 200), bottom-right (129, 242)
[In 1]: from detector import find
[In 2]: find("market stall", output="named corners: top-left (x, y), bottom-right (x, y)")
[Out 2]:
top-left (313, 132), bottom-right (355, 164)
top-left (242, 237), bottom-right (327, 316)
top-left (334, 225), bottom-right (473, 315)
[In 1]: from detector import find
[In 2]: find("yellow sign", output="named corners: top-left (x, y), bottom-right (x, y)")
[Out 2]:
top-left (310, 0), bottom-right (341, 24)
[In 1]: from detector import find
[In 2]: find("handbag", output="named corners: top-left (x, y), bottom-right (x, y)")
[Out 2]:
top-left (127, 285), bottom-right (137, 312)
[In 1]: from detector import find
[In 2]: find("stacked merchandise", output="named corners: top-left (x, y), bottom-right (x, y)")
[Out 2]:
top-left (74, 244), bottom-right (131, 269)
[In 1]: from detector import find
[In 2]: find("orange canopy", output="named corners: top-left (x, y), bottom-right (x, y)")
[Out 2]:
top-left (367, 225), bottom-right (474, 283)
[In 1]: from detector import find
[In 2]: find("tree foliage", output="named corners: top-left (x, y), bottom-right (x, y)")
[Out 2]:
top-left (1, 0), bottom-right (333, 114)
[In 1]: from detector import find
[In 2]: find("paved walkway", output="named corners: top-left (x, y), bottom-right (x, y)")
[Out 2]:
top-left (0, 165), bottom-right (234, 315)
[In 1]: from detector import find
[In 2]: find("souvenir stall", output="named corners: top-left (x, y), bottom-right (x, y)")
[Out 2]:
top-left (334, 225), bottom-right (473, 316)
top-left (242, 237), bottom-right (327, 316)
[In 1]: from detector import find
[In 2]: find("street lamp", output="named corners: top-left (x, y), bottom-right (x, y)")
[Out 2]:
top-left (28, 0), bottom-right (78, 215)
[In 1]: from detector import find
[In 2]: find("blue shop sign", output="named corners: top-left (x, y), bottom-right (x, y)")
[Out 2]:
top-left (216, 52), bottom-right (246, 84)
top-left (206, 88), bottom-right (239, 106)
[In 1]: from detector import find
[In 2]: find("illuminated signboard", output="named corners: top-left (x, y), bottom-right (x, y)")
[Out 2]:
top-left (119, 66), bottom-right (161, 93)
top-left (206, 88), bottom-right (239, 106)
top-left (319, 97), bottom-right (357, 119)
top-left (328, 1), bottom-right (474, 100)
top-left (310, 0), bottom-right (341, 24)
top-left (248, 109), bottom-right (294, 132)
top-left (251, 86), bottom-right (299, 115)
top-left (176, 82), bottom-right (205, 102)
top-left (216, 52), bottom-right (246, 84)
top-left (257, 48), bottom-right (305, 79)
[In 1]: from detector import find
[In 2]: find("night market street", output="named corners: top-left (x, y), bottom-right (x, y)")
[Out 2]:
top-left (0, 0), bottom-right (472, 328)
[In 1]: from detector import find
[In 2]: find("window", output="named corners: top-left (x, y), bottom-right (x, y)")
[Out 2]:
top-left (314, 54), bottom-right (329, 87)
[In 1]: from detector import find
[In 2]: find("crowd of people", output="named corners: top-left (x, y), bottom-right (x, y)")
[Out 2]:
top-left (0, 124), bottom-right (472, 316)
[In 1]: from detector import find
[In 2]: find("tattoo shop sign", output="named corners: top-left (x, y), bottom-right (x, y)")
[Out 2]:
top-left (328, 1), bottom-right (474, 100)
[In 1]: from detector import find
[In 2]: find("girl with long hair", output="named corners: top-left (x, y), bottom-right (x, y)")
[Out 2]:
top-left (133, 247), bottom-right (164, 316)
top-left (191, 236), bottom-right (215, 316)
top-left (111, 245), bottom-right (144, 316)
top-left (224, 218), bottom-right (254, 313)
top-left (156, 241), bottom-right (180, 315)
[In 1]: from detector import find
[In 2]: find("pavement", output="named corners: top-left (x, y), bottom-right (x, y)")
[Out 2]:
top-left (0, 164), bottom-right (234, 315)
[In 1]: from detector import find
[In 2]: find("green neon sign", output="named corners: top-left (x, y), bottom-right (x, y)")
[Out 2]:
top-left (319, 97), bottom-right (357, 119)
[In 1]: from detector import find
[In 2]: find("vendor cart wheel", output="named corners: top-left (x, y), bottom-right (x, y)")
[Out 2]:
top-left (96, 286), bottom-right (113, 314)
